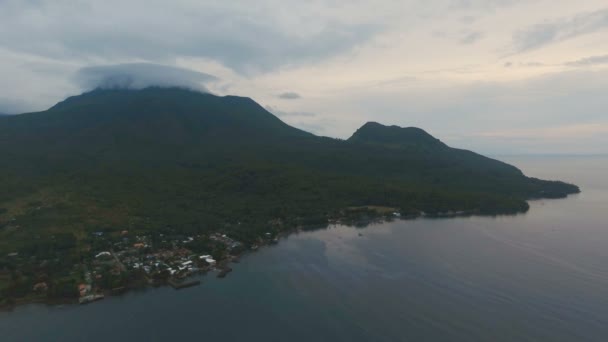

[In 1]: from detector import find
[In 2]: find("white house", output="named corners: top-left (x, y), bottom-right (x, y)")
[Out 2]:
top-left (95, 251), bottom-right (111, 258)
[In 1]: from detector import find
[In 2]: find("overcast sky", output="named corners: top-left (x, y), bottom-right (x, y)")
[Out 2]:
top-left (1, 0), bottom-right (607, 154)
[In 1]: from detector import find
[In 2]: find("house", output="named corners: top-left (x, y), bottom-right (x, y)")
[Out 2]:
top-left (33, 282), bottom-right (48, 292)
top-left (95, 251), bottom-right (111, 258)
top-left (78, 284), bottom-right (91, 297)
top-left (133, 243), bottom-right (145, 249)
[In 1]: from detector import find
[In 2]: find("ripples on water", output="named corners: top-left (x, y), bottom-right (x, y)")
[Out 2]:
top-left (1, 156), bottom-right (607, 341)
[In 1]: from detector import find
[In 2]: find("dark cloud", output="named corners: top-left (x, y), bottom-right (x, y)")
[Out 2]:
top-left (277, 92), bottom-right (302, 100)
top-left (75, 63), bottom-right (218, 92)
top-left (513, 8), bottom-right (608, 52)
top-left (521, 62), bottom-right (545, 67)
top-left (565, 54), bottom-right (608, 67)
top-left (0, 1), bottom-right (380, 74)
top-left (460, 31), bottom-right (484, 45)
top-left (504, 61), bottom-right (546, 68)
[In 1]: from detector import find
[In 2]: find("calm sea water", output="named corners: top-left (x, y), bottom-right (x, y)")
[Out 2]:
top-left (2, 155), bottom-right (607, 342)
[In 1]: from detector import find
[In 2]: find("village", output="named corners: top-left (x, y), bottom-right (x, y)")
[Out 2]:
top-left (1, 226), bottom-right (287, 308)
top-left (1, 208), bottom-right (395, 308)
top-left (72, 230), bottom-right (257, 303)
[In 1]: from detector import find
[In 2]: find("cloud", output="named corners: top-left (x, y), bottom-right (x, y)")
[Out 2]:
top-left (513, 8), bottom-right (608, 52)
top-left (0, 1), bottom-right (380, 74)
top-left (521, 62), bottom-right (545, 67)
top-left (565, 54), bottom-right (608, 67)
top-left (75, 63), bottom-right (218, 92)
top-left (504, 61), bottom-right (547, 68)
top-left (460, 31), bottom-right (484, 45)
top-left (277, 92), bottom-right (302, 100)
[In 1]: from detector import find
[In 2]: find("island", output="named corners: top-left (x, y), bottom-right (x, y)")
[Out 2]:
top-left (0, 87), bottom-right (579, 308)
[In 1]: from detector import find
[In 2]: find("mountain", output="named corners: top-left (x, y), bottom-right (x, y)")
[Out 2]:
top-left (0, 87), bottom-right (579, 252)
top-left (347, 121), bottom-right (524, 183)
top-left (0, 88), bottom-right (310, 161)
top-left (349, 121), bottom-right (447, 148)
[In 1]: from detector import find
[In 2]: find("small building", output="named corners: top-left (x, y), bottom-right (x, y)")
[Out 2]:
top-left (78, 284), bottom-right (91, 297)
top-left (33, 282), bottom-right (48, 292)
top-left (95, 251), bottom-right (111, 258)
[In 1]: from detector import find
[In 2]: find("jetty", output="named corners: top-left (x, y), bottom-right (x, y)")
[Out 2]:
top-left (79, 294), bottom-right (105, 305)
top-left (168, 278), bottom-right (201, 290)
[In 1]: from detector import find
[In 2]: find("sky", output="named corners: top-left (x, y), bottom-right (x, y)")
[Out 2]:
top-left (1, 0), bottom-right (607, 154)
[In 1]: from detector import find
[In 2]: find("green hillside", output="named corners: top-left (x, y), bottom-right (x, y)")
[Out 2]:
top-left (0, 87), bottom-right (579, 253)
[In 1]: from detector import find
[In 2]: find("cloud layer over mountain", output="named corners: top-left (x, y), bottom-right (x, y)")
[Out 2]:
top-left (75, 63), bottom-right (218, 92)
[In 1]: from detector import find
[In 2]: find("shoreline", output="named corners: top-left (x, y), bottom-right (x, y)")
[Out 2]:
top-left (0, 196), bottom-right (578, 312)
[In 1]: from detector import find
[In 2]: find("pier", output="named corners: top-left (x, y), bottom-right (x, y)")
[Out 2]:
top-left (168, 279), bottom-right (201, 290)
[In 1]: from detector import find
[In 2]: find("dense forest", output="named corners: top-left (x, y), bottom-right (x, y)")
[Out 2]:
top-left (0, 87), bottom-right (579, 303)
top-left (0, 87), bottom-right (580, 249)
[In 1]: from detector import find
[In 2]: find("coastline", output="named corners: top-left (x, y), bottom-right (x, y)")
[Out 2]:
top-left (0, 192), bottom-right (580, 312)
